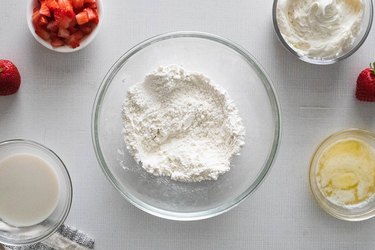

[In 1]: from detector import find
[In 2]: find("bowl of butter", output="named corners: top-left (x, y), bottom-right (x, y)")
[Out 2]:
top-left (309, 129), bottom-right (375, 221)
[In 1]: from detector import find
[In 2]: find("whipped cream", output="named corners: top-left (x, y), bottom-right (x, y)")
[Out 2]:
top-left (276, 0), bottom-right (364, 59)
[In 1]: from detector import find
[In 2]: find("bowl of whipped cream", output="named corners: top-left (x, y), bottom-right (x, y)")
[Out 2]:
top-left (273, 0), bottom-right (373, 64)
top-left (92, 31), bottom-right (281, 220)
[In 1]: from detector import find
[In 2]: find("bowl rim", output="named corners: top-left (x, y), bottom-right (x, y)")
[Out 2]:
top-left (26, 0), bottom-right (103, 53)
top-left (272, 0), bottom-right (374, 65)
top-left (0, 139), bottom-right (73, 246)
top-left (309, 128), bottom-right (375, 221)
top-left (91, 31), bottom-right (281, 221)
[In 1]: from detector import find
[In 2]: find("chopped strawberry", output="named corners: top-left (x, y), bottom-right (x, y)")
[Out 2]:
top-left (54, 9), bottom-right (73, 28)
top-left (31, 0), bottom-right (99, 49)
top-left (32, 10), bottom-right (41, 26)
top-left (79, 23), bottom-right (93, 34)
top-left (71, 30), bottom-right (84, 40)
top-left (57, 28), bottom-right (70, 38)
top-left (39, 16), bottom-right (49, 26)
top-left (35, 28), bottom-right (50, 41)
top-left (45, 0), bottom-right (60, 10)
top-left (68, 25), bottom-right (78, 34)
top-left (58, 0), bottom-right (74, 15)
top-left (76, 11), bottom-right (89, 25)
top-left (67, 30), bottom-right (84, 48)
top-left (51, 37), bottom-right (65, 47)
top-left (39, 2), bottom-right (51, 17)
top-left (92, 9), bottom-right (99, 24)
top-left (72, 0), bottom-right (84, 10)
top-left (84, 8), bottom-right (96, 21)
top-left (69, 16), bottom-right (77, 27)
top-left (46, 20), bottom-right (59, 32)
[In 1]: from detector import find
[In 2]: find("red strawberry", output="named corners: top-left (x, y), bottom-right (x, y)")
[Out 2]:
top-left (0, 60), bottom-right (21, 96)
top-left (356, 62), bottom-right (375, 102)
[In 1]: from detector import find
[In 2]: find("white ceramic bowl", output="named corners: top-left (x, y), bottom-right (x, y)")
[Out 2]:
top-left (26, 0), bottom-right (103, 53)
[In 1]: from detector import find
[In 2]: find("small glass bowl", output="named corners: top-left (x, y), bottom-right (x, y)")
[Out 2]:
top-left (26, 0), bottom-right (103, 53)
top-left (309, 129), bottom-right (375, 221)
top-left (92, 31), bottom-right (281, 221)
top-left (0, 140), bottom-right (72, 246)
top-left (272, 0), bottom-right (373, 65)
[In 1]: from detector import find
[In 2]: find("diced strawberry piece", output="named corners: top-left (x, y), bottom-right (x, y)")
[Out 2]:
top-left (33, 7), bottom-right (39, 13)
top-left (57, 28), bottom-right (70, 38)
top-left (49, 32), bottom-right (58, 40)
top-left (76, 11), bottom-right (89, 25)
top-left (35, 28), bottom-right (50, 41)
top-left (32, 10), bottom-right (41, 26)
top-left (46, 20), bottom-right (59, 32)
top-left (84, 0), bottom-right (96, 3)
top-left (54, 9), bottom-right (73, 28)
top-left (66, 30), bottom-right (84, 48)
top-left (58, 0), bottom-right (74, 14)
top-left (66, 35), bottom-right (79, 48)
top-left (51, 37), bottom-right (64, 47)
top-left (68, 25), bottom-right (78, 34)
top-left (84, 8), bottom-right (96, 21)
top-left (71, 30), bottom-right (84, 40)
top-left (69, 16), bottom-right (77, 27)
top-left (92, 9), bottom-right (99, 24)
top-left (79, 23), bottom-right (93, 34)
top-left (39, 2), bottom-right (51, 17)
top-left (39, 15), bottom-right (49, 26)
top-left (45, 0), bottom-right (59, 10)
top-left (72, 0), bottom-right (84, 10)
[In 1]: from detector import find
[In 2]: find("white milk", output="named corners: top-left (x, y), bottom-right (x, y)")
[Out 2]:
top-left (0, 153), bottom-right (59, 227)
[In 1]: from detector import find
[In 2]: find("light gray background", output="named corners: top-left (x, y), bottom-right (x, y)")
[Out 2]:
top-left (1, 0), bottom-right (375, 249)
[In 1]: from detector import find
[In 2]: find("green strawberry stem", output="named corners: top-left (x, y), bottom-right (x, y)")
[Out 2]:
top-left (370, 62), bottom-right (375, 75)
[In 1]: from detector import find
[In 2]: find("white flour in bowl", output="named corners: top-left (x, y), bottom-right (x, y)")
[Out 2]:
top-left (121, 65), bottom-right (245, 182)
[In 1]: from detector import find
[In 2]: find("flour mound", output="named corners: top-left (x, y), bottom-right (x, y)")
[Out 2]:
top-left (121, 65), bottom-right (245, 182)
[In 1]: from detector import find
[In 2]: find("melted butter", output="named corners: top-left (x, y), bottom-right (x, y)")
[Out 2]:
top-left (317, 139), bottom-right (375, 206)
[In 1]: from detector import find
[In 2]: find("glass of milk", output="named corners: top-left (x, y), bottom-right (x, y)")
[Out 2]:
top-left (0, 140), bottom-right (72, 246)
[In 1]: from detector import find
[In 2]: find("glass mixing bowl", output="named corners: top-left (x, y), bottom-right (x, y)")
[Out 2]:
top-left (92, 31), bottom-right (281, 220)
top-left (309, 129), bottom-right (375, 221)
top-left (272, 0), bottom-right (373, 65)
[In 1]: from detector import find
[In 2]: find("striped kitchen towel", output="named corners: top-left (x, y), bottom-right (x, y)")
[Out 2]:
top-left (2, 225), bottom-right (94, 250)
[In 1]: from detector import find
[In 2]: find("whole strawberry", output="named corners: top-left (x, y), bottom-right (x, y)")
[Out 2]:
top-left (356, 62), bottom-right (375, 102)
top-left (0, 60), bottom-right (21, 96)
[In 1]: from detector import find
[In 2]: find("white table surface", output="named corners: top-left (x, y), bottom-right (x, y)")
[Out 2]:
top-left (1, 0), bottom-right (375, 249)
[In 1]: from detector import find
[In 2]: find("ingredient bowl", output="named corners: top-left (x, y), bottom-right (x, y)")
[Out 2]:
top-left (309, 129), bottom-right (375, 221)
top-left (92, 31), bottom-right (281, 220)
top-left (0, 140), bottom-right (72, 246)
top-left (26, 0), bottom-right (103, 53)
top-left (272, 0), bottom-right (373, 65)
